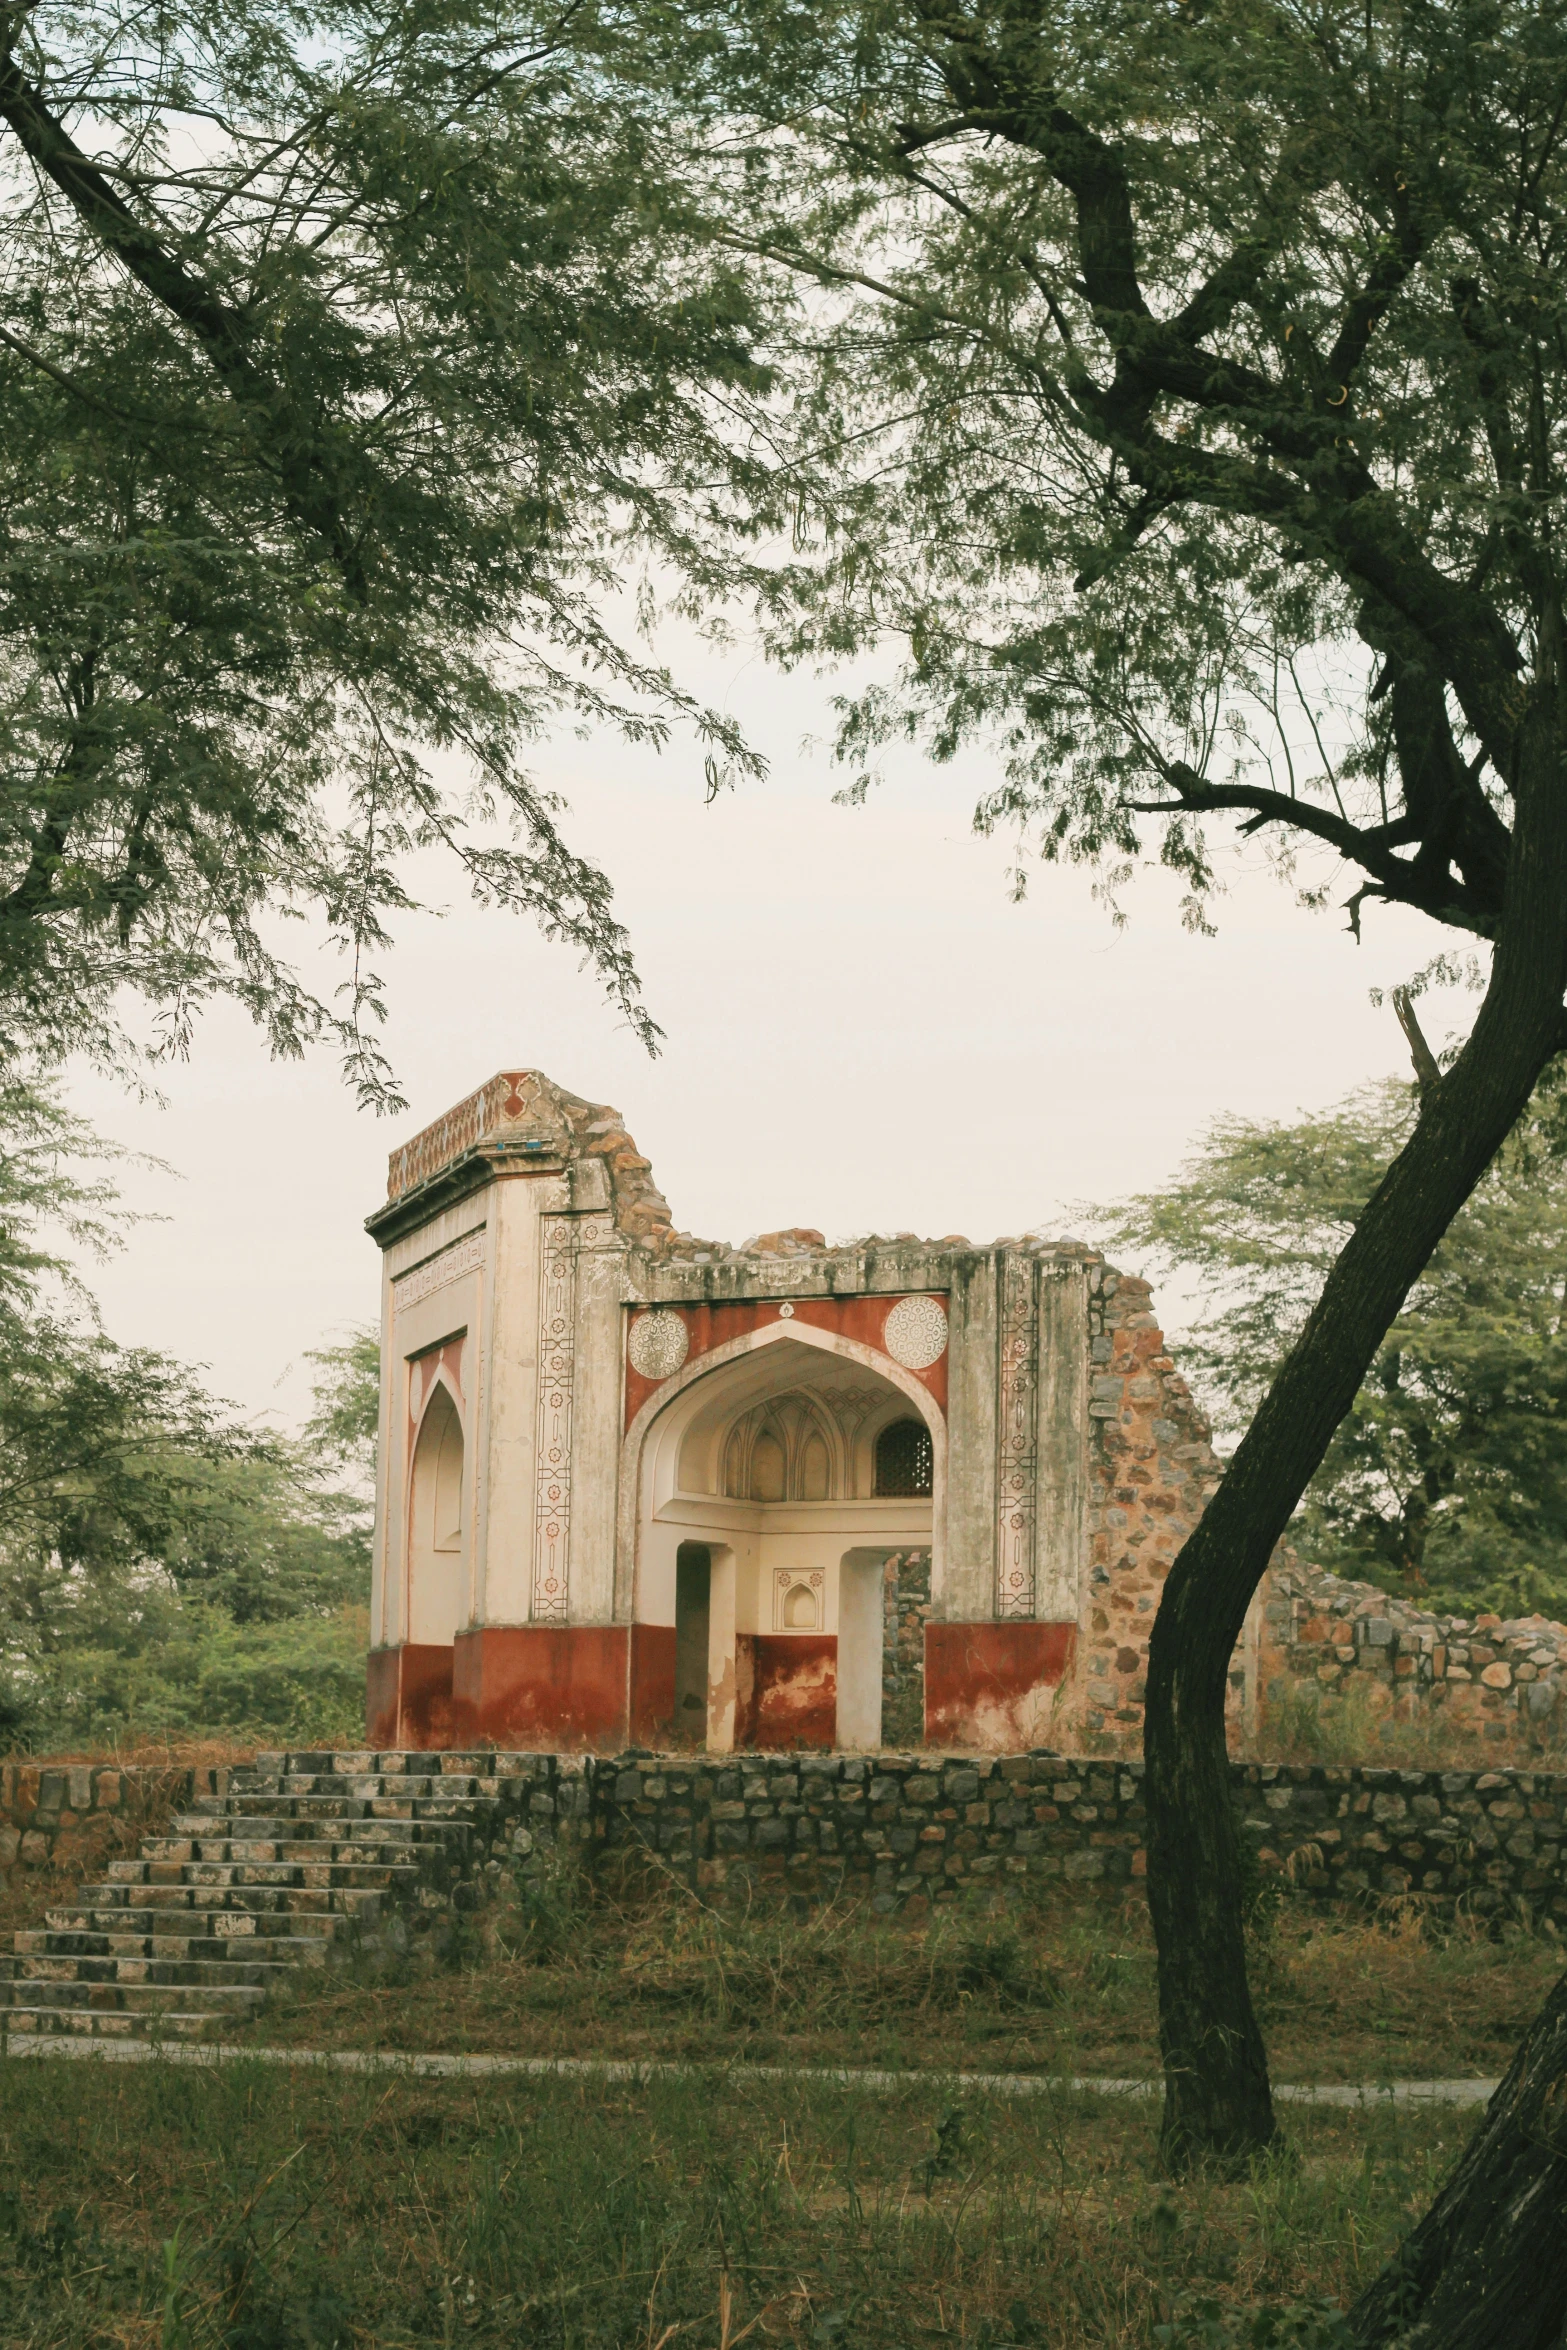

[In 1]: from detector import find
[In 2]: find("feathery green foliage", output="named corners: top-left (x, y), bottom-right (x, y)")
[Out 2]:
top-left (0, 0), bottom-right (781, 1093)
top-left (0, 1080), bottom-right (370, 1749)
top-left (659, 0), bottom-right (1559, 947)
top-left (1101, 1080), bottom-right (1567, 1615)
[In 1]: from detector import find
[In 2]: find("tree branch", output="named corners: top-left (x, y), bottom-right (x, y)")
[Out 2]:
top-left (1128, 762), bottom-right (1497, 933)
top-left (1392, 984), bottom-right (1443, 1098)
top-left (910, 24), bottom-right (1524, 773)
top-left (0, 47), bottom-right (368, 594)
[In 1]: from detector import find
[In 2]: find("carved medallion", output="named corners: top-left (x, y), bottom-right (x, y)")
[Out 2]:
top-left (628, 1309), bottom-right (690, 1380)
top-left (883, 1294), bottom-right (949, 1370)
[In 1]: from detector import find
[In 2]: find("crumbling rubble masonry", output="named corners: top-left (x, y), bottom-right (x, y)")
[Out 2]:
top-left (585, 1751), bottom-right (1567, 1919)
top-left (1262, 1556), bottom-right (1567, 1759)
top-left (364, 1067), bottom-right (1233, 1756)
top-left (0, 1764), bottom-right (221, 1893)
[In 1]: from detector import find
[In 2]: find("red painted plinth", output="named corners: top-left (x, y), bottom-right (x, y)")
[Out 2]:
top-left (450, 1625), bottom-right (631, 1751)
top-left (365, 1644), bottom-right (457, 1750)
top-left (924, 1622), bottom-right (1076, 1750)
top-left (629, 1625), bottom-right (678, 1748)
top-left (733, 1634), bottom-right (837, 1749)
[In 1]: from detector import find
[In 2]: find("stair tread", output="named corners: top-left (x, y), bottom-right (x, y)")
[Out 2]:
top-left (1, 2008), bottom-right (231, 2040)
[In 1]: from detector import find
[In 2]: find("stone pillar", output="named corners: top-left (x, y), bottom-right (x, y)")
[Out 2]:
top-left (563, 1158), bottom-right (625, 1628)
top-left (924, 1248), bottom-right (1083, 1748)
top-left (940, 1250), bottom-right (999, 1621)
top-left (1036, 1259), bottom-right (1089, 1619)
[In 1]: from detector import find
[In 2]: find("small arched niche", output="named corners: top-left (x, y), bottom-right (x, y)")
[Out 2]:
top-left (408, 1382), bottom-right (468, 1643)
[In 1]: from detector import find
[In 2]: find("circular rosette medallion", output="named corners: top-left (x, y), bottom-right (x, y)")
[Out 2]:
top-left (627, 1309), bottom-right (690, 1381)
top-left (882, 1294), bottom-right (949, 1370)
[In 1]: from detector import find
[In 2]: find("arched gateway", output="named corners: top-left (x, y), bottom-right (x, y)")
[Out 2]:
top-left (363, 1069), bottom-right (1223, 1754)
top-left (623, 1322), bottom-right (940, 1750)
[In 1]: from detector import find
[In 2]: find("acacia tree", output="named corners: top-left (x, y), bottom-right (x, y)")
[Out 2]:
top-left (0, 0), bottom-right (778, 1091)
top-left (1103, 1079), bottom-right (1567, 1612)
top-left (658, 0), bottom-right (1567, 2311)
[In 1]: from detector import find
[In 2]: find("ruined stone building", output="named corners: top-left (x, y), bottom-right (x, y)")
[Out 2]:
top-left (366, 1069), bottom-right (1229, 1754)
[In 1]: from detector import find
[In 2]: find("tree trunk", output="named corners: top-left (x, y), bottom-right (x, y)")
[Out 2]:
top-left (1348, 1969), bottom-right (1567, 2349)
top-left (1143, 687), bottom-right (1567, 2172)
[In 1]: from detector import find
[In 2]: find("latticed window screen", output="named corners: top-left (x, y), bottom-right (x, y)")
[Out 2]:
top-left (874, 1418), bottom-right (933, 1497)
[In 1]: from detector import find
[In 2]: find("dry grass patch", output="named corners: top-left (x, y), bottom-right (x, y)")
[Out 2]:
top-left (250, 1866), bottom-right (1565, 2088)
top-left (0, 2046), bottom-right (1473, 2347)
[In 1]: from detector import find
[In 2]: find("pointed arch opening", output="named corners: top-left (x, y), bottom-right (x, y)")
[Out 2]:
top-left (622, 1327), bottom-right (941, 1751)
top-left (407, 1381), bottom-right (469, 1644)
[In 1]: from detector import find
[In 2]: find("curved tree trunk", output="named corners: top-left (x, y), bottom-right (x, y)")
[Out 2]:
top-left (1348, 1969), bottom-right (1567, 2349)
top-left (1143, 689), bottom-right (1567, 2172)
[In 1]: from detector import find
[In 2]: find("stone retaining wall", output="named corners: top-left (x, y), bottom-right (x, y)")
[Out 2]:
top-left (12, 1748), bottom-right (1564, 1924)
top-left (0, 1762), bottom-right (225, 1893)
top-left (520, 1749), bottom-right (1567, 1920)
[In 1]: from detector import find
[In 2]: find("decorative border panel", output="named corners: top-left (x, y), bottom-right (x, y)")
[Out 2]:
top-left (996, 1255), bottom-right (1038, 1620)
top-left (532, 1215), bottom-right (577, 1623)
top-left (531, 1214), bottom-right (614, 1623)
top-left (388, 1071), bottom-right (544, 1200)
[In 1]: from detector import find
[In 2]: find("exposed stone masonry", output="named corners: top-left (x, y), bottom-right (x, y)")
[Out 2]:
top-left (0, 1761), bottom-right (199, 1893)
top-left (0, 1753), bottom-right (551, 2042)
top-left (1262, 1555), bottom-right (1567, 1756)
top-left (579, 1751), bottom-right (1567, 1920)
top-left (1080, 1271), bottom-right (1226, 1748)
top-left (880, 1551), bottom-right (931, 1749)
top-left (10, 1748), bottom-right (1567, 2036)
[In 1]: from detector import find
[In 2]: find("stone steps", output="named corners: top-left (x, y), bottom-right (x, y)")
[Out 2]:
top-left (4, 2006), bottom-right (239, 2043)
top-left (1, 1952), bottom-right (289, 1991)
top-left (54, 1883), bottom-right (383, 1923)
top-left (16, 1926), bottom-right (335, 1965)
top-left (1, 1749), bottom-right (538, 2046)
top-left (0, 1975), bottom-right (267, 2015)
top-left (143, 1823), bottom-right (462, 1861)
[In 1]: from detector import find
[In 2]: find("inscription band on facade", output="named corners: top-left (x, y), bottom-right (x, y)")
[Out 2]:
top-left (996, 1254), bottom-right (1038, 1619)
top-left (392, 1229), bottom-right (485, 1314)
top-left (532, 1215), bottom-right (576, 1623)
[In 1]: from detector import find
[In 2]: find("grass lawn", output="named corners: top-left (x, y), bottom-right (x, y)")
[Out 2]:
top-left (0, 2046), bottom-right (1471, 2348)
top-left (7, 1845), bottom-right (1562, 2342)
top-left (242, 1862), bottom-right (1565, 2090)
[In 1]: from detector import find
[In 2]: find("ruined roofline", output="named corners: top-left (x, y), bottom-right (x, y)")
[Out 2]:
top-left (375, 1067), bottom-right (679, 1252)
top-left (373, 1065), bottom-right (1110, 1271)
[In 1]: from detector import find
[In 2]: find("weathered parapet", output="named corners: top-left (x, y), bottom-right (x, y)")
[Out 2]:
top-left (0, 1763), bottom-right (220, 1892)
top-left (1261, 1557), bottom-right (1567, 1758)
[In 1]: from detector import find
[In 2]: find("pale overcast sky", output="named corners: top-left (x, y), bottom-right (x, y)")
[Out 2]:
top-left (66, 629), bottom-right (1455, 1427)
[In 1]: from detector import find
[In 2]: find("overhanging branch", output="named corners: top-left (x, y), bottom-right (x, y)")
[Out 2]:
top-left (1129, 763), bottom-right (1497, 934)
top-left (0, 47), bottom-right (368, 594)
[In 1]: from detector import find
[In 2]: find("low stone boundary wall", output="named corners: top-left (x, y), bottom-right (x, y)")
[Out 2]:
top-left (12, 1749), bottom-right (1564, 1922)
top-left (1260, 1558), bottom-right (1567, 1757)
top-left (0, 1763), bottom-right (228, 1892)
top-left (478, 1749), bottom-right (1566, 1919)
